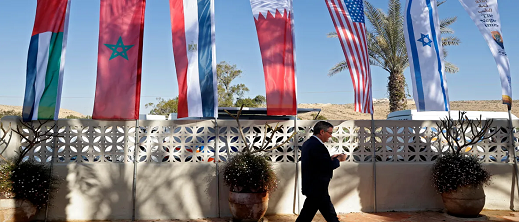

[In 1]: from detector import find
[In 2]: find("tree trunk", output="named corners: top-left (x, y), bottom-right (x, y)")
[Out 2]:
top-left (388, 70), bottom-right (407, 112)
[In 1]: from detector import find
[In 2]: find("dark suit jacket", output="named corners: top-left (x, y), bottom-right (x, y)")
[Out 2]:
top-left (301, 136), bottom-right (340, 196)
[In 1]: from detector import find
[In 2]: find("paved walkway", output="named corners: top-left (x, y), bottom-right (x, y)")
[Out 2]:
top-left (134, 210), bottom-right (519, 222)
top-left (43, 210), bottom-right (519, 222)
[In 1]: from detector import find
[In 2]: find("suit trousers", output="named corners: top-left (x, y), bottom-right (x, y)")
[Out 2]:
top-left (296, 194), bottom-right (339, 222)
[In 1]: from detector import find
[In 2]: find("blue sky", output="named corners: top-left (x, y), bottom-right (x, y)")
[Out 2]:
top-left (1, 0), bottom-right (518, 116)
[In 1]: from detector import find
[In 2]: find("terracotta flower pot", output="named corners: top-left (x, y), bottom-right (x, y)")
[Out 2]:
top-left (0, 199), bottom-right (37, 222)
top-left (228, 191), bottom-right (269, 221)
top-left (441, 185), bottom-right (485, 218)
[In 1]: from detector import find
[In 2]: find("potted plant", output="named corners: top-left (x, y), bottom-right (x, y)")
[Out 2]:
top-left (432, 111), bottom-right (495, 217)
top-left (221, 107), bottom-right (295, 221)
top-left (0, 120), bottom-right (60, 222)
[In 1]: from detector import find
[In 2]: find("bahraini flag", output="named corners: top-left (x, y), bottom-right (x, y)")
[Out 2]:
top-left (22, 0), bottom-right (71, 121)
top-left (169, 0), bottom-right (218, 118)
top-left (250, 0), bottom-right (297, 116)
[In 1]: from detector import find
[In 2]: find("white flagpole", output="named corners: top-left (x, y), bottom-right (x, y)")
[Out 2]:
top-left (507, 108), bottom-right (519, 210)
top-left (132, 119), bottom-right (139, 221)
top-left (370, 113), bottom-right (377, 212)
top-left (293, 114), bottom-right (299, 214)
top-left (213, 117), bottom-right (220, 217)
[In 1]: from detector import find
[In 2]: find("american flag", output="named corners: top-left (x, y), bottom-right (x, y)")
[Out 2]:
top-left (325, 0), bottom-right (373, 113)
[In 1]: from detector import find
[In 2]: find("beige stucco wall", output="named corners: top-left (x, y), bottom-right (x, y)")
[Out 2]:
top-left (41, 163), bottom-right (134, 221)
top-left (135, 162), bottom-right (218, 220)
top-left (2, 116), bottom-right (515, 220)
top-left (28, 160), bottom-right (519, 221)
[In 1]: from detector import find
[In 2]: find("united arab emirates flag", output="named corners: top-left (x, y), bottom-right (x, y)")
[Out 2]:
top-left (22, 0), bottom-right (71, 121)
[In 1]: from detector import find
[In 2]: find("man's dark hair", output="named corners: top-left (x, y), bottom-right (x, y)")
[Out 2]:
top-left (313, 121), bottom-right (333, 135)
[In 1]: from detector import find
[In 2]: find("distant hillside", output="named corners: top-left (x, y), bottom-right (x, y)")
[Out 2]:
top-left (1, 100), bottom-right (517, 120)
top-left (0, 105), bottom-right (86, 119)
top-left (297, 100), bottom-right (519, 120)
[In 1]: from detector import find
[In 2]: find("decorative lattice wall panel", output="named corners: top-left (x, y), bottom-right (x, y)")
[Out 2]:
top-left (7, 119), bottom-right (517, 164)
top-left (137, 120), bottom-right (216, 163)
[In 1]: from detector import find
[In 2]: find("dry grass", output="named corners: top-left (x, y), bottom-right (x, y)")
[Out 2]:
top-left (2, 100), bottom-right (517, 120)
top-left (298, 100), bottom-right (519, 120)
top-left (0, 105), bottom-right (85, 119)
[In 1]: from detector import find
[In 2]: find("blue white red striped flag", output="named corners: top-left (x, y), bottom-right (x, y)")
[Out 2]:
top-left (325, 0), bottom-right (373, 114)
top-left (22, 0), bottom-right (71, 121)
top-left (404, 0), bottom-right (450, 111)
top-left (169, 0), bottom-right (218, 118)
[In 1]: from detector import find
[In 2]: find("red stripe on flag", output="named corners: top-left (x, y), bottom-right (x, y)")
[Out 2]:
top-left (325, 0), bottom-right (373, 113)
top-left (325, 1), bottom-right (356, 110)
top-left (332, 0), bottom-right (362, 112)
top-left (344, 5), bottom-right (367, 113)
top-left (357, 23), bottom-right (372, 113)
top-left (32, 0), bottom-right (68, 36)
top-left (169, 0), bottom-right (189, 118)
top-left (254, 9), bottom-right (297, 116)
top-left (92, 0), bottom-right (146, 120)
top-left (352, 23), bottom-right (367, 112)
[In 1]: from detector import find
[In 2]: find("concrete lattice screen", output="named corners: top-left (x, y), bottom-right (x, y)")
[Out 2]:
top-left (0, 117), bottom-right (517, 220)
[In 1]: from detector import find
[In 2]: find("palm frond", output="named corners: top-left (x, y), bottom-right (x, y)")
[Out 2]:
top-left (444, 61), bottom-right (459, 74)
top-left (328, 61), bottom-right (349, 76)
top-left (369, 57), bottom-right (384, 68)
top-left (440, 27), bottom-right (454, 34)
top-left (327, 32), bottom-right (338, 38)
top-left (365, 1), bottom-right (387, 37)
top-left (442, 36), bottom-right (461, 46)
top-left (440, 17), bottom-right (457, 30)
top-left (442, 47), bottom-right (449, 58)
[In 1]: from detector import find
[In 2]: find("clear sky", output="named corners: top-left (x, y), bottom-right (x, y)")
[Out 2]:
top-left (1, 0), bottom-right (518, 116)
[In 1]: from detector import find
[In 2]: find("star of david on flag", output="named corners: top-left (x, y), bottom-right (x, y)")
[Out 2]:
top-left (403, 0), bottom-right (449, 111)
top-left (417, 33), bottom-right (432, 47)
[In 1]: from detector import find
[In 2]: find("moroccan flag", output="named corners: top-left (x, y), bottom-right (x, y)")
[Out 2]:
top-left (92, 0), bottom-right (146, 120)
top-left (22, 0), bottom-right (71, 122)
top-left (250, 0), bottom-right (297, 116)
top-left (169, 0), bottom-right (218, 118)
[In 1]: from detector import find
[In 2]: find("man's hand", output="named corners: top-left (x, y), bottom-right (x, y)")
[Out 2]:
top-left (331, 154), bottom-right (347, 162)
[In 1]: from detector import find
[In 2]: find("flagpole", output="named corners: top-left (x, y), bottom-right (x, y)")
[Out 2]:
top-left (132, 119), bottom-right (139, 221)
top-left (370, 113), bottom-right (377, 212)
top-left (293, 114), bottom-right (299, 214)
top-left (507, 108), bottom-right (519, 210)
top-left (45, 120), bottom-right (58, 222)
top-left (213, 117), bottom-right (220, 217)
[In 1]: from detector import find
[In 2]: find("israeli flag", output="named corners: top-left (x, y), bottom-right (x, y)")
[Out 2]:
top-left (404, 0), bottom-right (449, 111)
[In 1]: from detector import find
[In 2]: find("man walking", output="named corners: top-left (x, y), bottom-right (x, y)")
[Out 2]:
top-left (296, 121), bottom-right (346, 222)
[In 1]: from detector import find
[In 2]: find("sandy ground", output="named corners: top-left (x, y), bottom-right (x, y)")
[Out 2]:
top-left (297, 100), bottom-right (519, 120)
top-left (2, 100), bottom-right (517, 120)
top-left (0, 104), bottom-right (86, 119)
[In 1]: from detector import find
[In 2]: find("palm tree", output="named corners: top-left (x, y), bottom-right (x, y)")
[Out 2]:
top-left (328, 0), bottom-right (460, 112)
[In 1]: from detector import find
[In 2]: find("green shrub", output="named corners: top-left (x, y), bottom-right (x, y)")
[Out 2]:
top-left (0, 160), bottom-right (59, 209)
top-left (432, 153), bottom-right (490, 193)
top-left (222, 152), bottom-right (278, 193)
